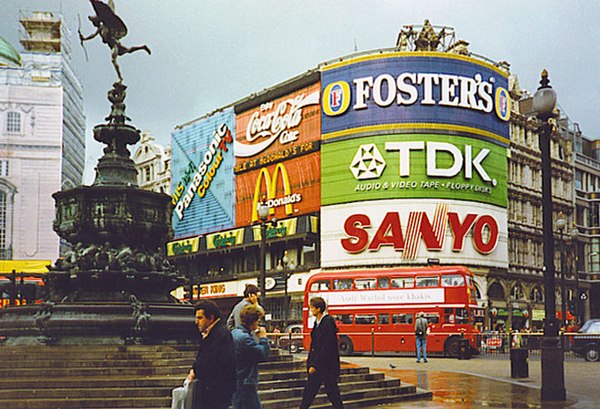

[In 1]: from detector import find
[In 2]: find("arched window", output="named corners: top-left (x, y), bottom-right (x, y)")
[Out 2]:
top-left (530, 286), bottom-right (544, 303)
top-left (510, 284), bottom-right (525, 301)
top-left (488, 282), bottom-right (505, 300)
top-left (474, 284), bottom-right (482, 300)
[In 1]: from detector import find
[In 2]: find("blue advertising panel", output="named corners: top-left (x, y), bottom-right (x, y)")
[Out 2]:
top-left (171, 109), bottom-right (236, 238)
top-left (321, 52), bottom-right (510, 146)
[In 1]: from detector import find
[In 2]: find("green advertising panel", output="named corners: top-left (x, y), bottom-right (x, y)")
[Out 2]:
top-left (322, 133), bottom-right (507, 207)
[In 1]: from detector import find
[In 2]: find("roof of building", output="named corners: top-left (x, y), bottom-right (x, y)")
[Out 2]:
top-left (0, 35), bottom-right (21, 66)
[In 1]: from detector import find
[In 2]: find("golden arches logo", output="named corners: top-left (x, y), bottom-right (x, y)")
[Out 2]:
top-left (252, 163), bottom-right (301, 222)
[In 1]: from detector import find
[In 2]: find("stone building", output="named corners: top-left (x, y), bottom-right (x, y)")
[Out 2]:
top-left (0, 12), bottom-right (85, 261)
top-left (132, 130), bottom-right (171, 194)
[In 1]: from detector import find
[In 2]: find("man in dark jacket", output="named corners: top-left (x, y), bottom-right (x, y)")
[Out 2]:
top-left (187, 300), bottom-right (235, 409)
top-left (299, 296), bottom-right (344, 409)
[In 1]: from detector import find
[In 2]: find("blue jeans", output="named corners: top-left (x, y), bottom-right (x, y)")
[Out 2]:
top-left (416, 336), bottom-right (427, 362)
top-left (232, 384), bottom-right (262, 409)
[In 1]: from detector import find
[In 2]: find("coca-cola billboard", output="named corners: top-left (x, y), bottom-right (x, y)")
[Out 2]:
top-left (234, 82), bottom-right (321, 167)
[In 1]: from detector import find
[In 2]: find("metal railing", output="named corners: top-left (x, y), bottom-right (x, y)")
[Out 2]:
top-left (267, 330), bottom-right (593, 361)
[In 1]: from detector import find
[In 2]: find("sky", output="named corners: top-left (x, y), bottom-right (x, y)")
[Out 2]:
top-left (2, 0), bottom-right (599, 184)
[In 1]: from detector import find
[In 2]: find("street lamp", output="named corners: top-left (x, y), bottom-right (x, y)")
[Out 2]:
top-left (257, 201), bottom-right (270, 308)
top-left (555, 212), bottom-right (568, 329)
top-left (277, 250), bottom-right (296, 326)
top-left (534, 69), bottom-right (566, 402)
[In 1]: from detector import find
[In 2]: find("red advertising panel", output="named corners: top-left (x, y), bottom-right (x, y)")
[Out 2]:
top-left (236, 152), bottom-right (321, 226)
top-left (234, 82), bottom-right (321, 168)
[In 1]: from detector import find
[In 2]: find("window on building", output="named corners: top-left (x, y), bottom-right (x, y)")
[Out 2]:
top-left (510, 285), bottom-right (525, 301)
top-left (6, 112), bottom-right (21, 133)
top-left (488, 282), bottom-right (505, 300)
top-left (0, 160), bottom-right (8, 177)
top-left (143, 166), bottom-right (151, 182)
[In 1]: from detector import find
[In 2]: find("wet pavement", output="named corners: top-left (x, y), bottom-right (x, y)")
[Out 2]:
top-left (344, 356), bottom-right (599, 409)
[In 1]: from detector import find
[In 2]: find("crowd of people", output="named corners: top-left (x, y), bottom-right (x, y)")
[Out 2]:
top-left (182, 284), bottom-right (344, 409)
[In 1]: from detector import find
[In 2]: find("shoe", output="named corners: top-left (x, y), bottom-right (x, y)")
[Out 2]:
top-left (416, 360), bottom-right (420, 363)
top-left (424, 360), bottom-right (428, 363)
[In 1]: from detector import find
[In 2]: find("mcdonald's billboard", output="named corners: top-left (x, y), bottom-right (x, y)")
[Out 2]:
top-left (171, 109), bottom-right (237, 238)
top-left (235, 153), bottom-right (321, 226)
top-left (234, 83), bottom-right (321, 168)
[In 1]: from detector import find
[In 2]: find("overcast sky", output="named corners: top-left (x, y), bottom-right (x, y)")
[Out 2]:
top-left (2, 1), bottom-right (599, 184)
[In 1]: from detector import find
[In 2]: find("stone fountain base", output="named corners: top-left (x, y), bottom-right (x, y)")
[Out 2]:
top-left (0, 301), bottom-right (197, 346)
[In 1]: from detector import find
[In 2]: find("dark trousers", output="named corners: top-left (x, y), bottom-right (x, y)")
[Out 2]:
top-left (299, 371), bottom-right (343, 409)
top-left (232, 384), bottom-right (261, 409)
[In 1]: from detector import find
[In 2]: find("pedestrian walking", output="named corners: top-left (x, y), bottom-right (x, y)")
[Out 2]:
top-left (231, 304), bottom-right (270, 409)
top-left (227, 284), bottom-right (262, 331)
top-left (299, 297), bottom-right (344, 409)
top-left (415, 311), bottom-right (429, 363)
top-left (187, 300), bottom-right (235, 409)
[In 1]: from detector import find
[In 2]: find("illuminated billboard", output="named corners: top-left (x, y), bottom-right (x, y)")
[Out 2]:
top-left (234, 82), bottom-right (321, 166)
top-left (321, 52), bottom-right (510, 143)
top-left (235, 152), bottom-right (321, 226)
top-left (320, 52), bottom-right (509, 268)
top-left (321, 199), bottom-right (508, 268)
top-left (171, 109), bottom-right (236, 238)
top-left (321, 132), bottom-right (507, 207)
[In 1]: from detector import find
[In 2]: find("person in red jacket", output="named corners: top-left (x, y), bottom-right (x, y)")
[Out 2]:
top-left (299, 296), bottom-right (344, 409)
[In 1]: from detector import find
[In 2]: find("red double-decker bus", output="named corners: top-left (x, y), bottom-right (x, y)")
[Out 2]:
top-left (303, 265), bottom-right (482, 356)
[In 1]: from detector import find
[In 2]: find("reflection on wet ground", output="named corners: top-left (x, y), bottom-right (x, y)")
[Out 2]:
top-left (376, 368), bottom-right (587, 409)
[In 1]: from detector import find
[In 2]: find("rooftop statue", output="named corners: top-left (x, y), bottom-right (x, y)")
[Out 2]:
top-left (79, 0), bottom-right (151, 82)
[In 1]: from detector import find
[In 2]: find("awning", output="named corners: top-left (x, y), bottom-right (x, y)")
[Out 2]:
top-left (0, 260), bottom-right (50, 273)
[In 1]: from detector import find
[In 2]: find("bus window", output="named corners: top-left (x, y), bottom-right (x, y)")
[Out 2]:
top-left (391, 277), bottom-right (414, 288)
top-left (355, 278), bottom-right (376, 289)
top-left (332, 314), bottom-right (354, 325)
top-left (392, 313), bottom-right (414, 324)
top-left (355, 314), bottom-right (376, 325)
top-left (333, 278), bottom-right (353, 290)
top-left (441, 274), bottom-right (465, 287)
top-left (416, 276), bottom-right (439, 287)
top-left (310, 280), bottom-right (330, 291)
top-left (378, 313), bottom-right (390, 325)
top-left (424, 313), bottom-right (440, 324)
top-left (443, 308), bottom-right (455, 324)
top-left (377, 277), bottom-right (390, 288)
top-left (456, 308), bottom-right (469, 324)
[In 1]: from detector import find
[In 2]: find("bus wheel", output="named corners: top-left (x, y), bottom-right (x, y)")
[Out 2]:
top-left (444, 337), bottom-right (460, 358)
top-left (338, 336), bottom-right (354, 355)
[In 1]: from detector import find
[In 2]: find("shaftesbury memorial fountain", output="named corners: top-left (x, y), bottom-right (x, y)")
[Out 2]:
top-left (0, 0), bottom-right (196, 345)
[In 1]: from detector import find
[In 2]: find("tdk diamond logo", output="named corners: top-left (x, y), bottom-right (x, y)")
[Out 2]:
top-left (350, 144), bottom-right (386, 180)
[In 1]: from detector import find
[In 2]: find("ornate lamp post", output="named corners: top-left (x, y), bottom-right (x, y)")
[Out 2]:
top-left (257, 202), bottom-right (270, 308)
top-left (277, 250), bottom-right (296, 326)
top-left (533, 69), bottom-right (566, 402)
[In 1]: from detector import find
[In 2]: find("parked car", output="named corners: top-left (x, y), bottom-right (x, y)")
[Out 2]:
top-left (572, 319), bottom-right (600, 361)
top-left (278, 324), bottom-right (304, 353)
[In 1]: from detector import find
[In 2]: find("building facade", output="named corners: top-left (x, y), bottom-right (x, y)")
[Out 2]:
top-left (0, 12), bottom-right (85, 261)
top-left (132, 130), bottom-right (171, 194)
top-left (167, 21), bottom-right (593, 330)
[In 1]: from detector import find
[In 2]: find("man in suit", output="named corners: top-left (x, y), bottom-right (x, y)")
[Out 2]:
top-left (299, 297), bottom-right (344, 409)
top-left (187, 300), bottom-right (235, 409)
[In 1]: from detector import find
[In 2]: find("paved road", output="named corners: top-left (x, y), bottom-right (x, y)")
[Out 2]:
top-left (343, 355), bottom-right (600, 409)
